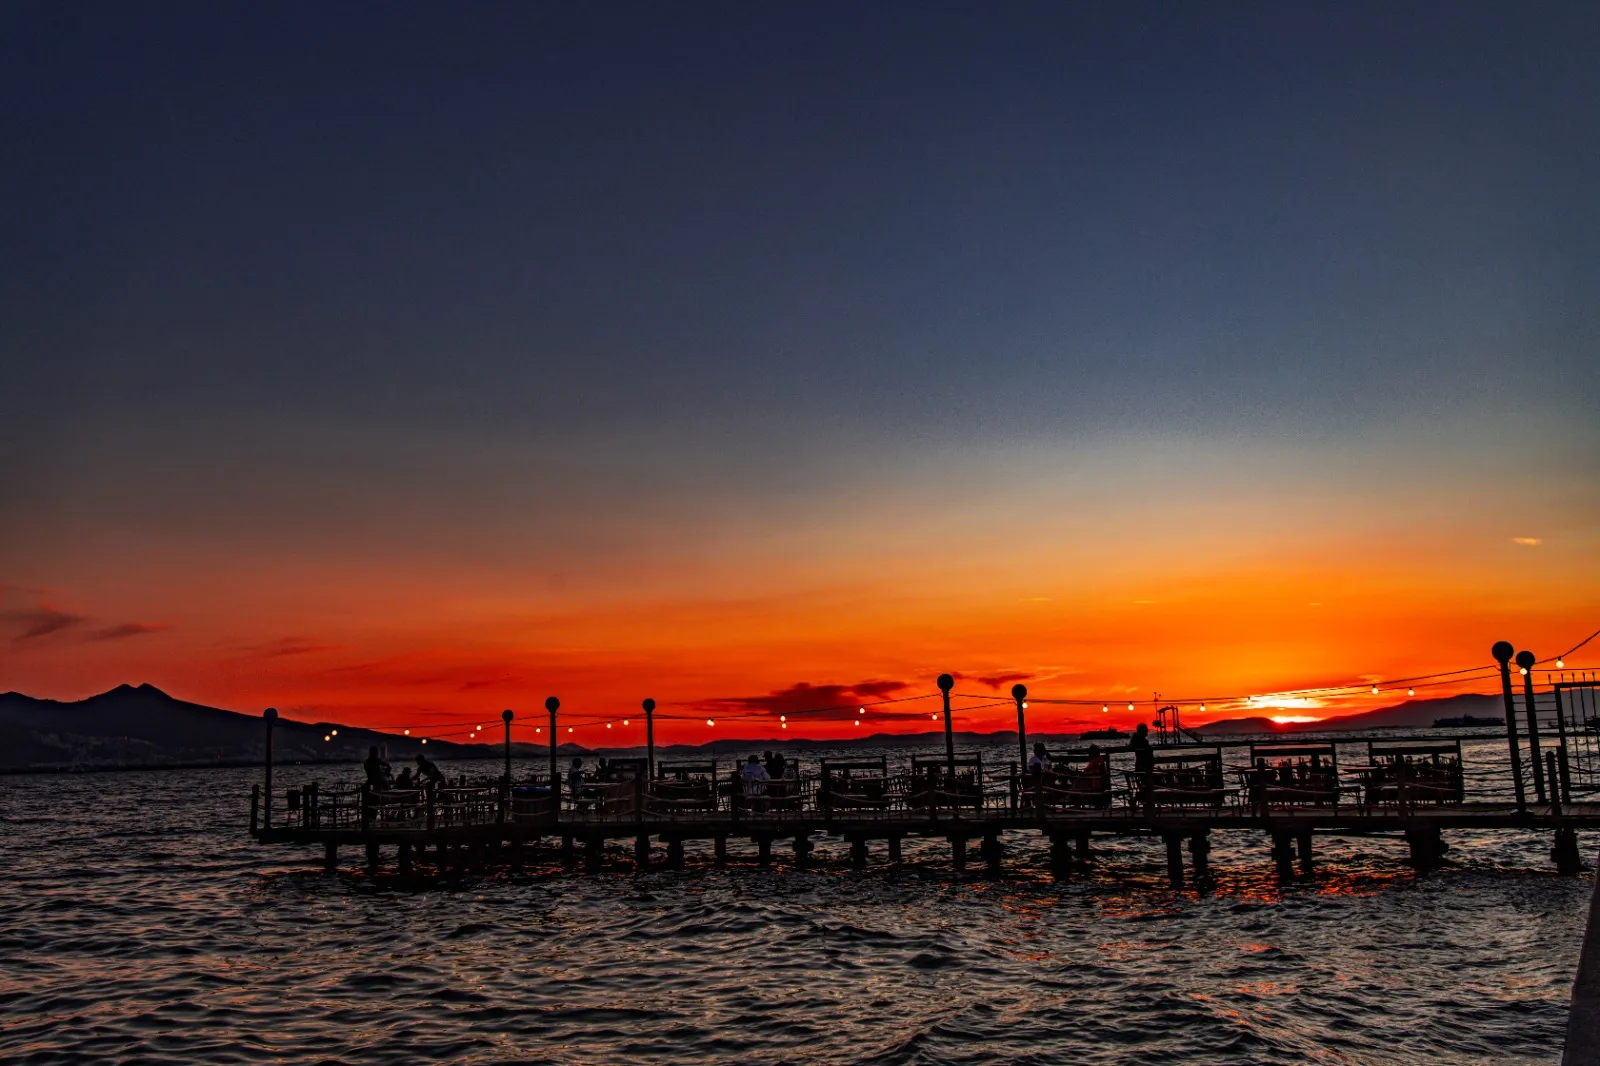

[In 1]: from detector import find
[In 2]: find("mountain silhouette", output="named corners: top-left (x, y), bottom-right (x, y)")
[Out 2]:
top-left (0, 684), bottom-right (582, 771)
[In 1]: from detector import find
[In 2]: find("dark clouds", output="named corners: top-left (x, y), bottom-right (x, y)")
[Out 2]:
top-left (694, 680), bottom-right (911, 720)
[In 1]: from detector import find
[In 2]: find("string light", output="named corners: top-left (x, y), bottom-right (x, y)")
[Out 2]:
top-left (706, 719), bottom-right (714, 727)
top-left (931, 713), bottom-right (938, 720)
top-left (1371, 686), bottom-right (1379, 695)
top-left (1102, 705), bottom-right (1108, 713)
top-left (421, 738), bottom-right (428, 745)
top-left (780, 715), bottom-right (787, 722)
top-left (1557, 658), bottom-right (1565, 669)
top-left (323, 734), bottom-right (330, 741)
top-left (623, 719), bottom-right (630, 726)
top-left (1520, 667), bottom-right (1528, 676)
top-left (854, 719), bottom-right (860, 727)
top-left (1198, 703), bottom-right (1206, 713)
top-left (403, 729), bottom-right (410, 736)
top-left (781, 723), bottom-right (787, 729)
top-left (1408, 688), bottom-right (1415, 697)
top-left (606, 722), bottom-right (612, 729)
top-left (1127, 703), bottom-right (1134, 711)
top-left (331, 729), bottom-right (338, 736)
top-left (568, 727), bottom-right (573, 733)
top-left (1021, 701), bottom-right (1028, 710)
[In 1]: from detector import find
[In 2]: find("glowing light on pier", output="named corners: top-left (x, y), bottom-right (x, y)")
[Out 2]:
top-left (403, 729), bottom-right (410, 735)
top-left (1558, 658), bottom-right (1565, 668)
top-left (706, 719), bottom-right (714, 726)
top-left (1371, 686), bottom-right (1379, 694)
top-left (1408, 688), bottom-right (1415, 696)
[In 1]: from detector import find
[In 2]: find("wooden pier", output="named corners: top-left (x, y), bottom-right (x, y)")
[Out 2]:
top-left (249, 655), bottom-right (1600, 886)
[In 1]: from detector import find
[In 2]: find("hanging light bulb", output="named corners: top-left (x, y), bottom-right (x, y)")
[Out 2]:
top-left (1021, 701), bottom-right (1028, 710)
top-left (1407, 688), bottom-right (1415, 697)
top-left (421, 738), bottom-right (428, 745)
top-left (1102, 705), bottom-right (1108, 713)
top-left (1520, 667), bottom-right (1528, 676)
top-left (706, 719), bottom-right (714, 727)
top-left (331, 729), bottom-right (338, 736)
top-left (535, 727), bottom-right (541, 734)
top-left (931, 713), bottom-right (938, 720)
top-left (854, 719), bottom-right (860, 727)
top-left (403, 729), bottom-right (410, 736)
top-left (781, 722), bottom-right (787, 729)
top-left (780, 715), bottom-right (787, 722)
top-left (1557, 658), bottom-right (1565, 669)
top-left (1127, 703), bottom-right (1134, 711)
top-left (323, 734), bottom-right (331, 742)
top-left (1198, 703), bottom-right (1206, 713)
top-left (623, 719), bottom-right (630, 726)
top-left (1371, 686), bottom-right (1379, 695)
top-left (567, 726), bottom-right (573, 733)
top-left (606, 722), bottom-right (612, 729)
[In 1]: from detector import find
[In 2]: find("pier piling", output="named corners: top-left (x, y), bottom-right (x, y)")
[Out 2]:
top-left (1164, 832), bottom-right (1184, 889)
top-left (950, 835), bottom-right (967, 871)
top-left (1297, 829), bottom-right (1315, 878)
top-left (756, 835), bottom-right (773, 866)
top-left (850, 838), bottom-right (868, 870)
top-left (323, 841), bottom-right (338, 871)
top-left (714, 835), bottom-right (728, 866)
top-left (667, 838), bottom-right (685, 869)
top-left (1190, 831), bottom-right (1213, 890)
top-left (634, 835), bottom-right (650, 868)
top-left (1271, 832), bottom-right (1295, 880)
top-left (887, 836), bottom-right (902, 865)
top-left (794, 831), bottom-right (812, 867)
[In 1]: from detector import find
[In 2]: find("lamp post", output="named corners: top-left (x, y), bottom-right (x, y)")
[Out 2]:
top-left (546, 697), bottom-right (560, 798)
top-left (643, 698), bottom-right (657, 780)
top-left (263, 707), bottom-right (277, 828)
top-left (1492, 641), bottom-right (1527, 814)
top-left (937, 674), bottom-right (955, 772)
top-left (1516, 651), bottom-right (1546, 804)
top-left (1012, 684), bottom-right (1028, 770)
top-left (501, 708), bottom-right (514, 784)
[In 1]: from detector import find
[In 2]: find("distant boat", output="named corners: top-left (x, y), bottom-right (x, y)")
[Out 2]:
top-left (1433, 715), bottom-right (1505, 727)
top-left (1080, 727), bottom-right (1127, 740)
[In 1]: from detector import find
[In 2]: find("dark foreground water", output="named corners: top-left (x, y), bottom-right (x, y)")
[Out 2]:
top-left (0, 748), bottom-right (1592, 1065)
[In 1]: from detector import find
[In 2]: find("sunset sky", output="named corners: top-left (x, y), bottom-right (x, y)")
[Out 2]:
top-left (3, 5), bottom-right (1597, 743)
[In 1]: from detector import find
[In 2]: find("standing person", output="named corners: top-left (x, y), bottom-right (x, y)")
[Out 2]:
top-left (1129, 723), bottom-right (1154, 810)
top-left (414, 752), bottom-right (446, 791)
top-left (567, 757), bottom-right (587, 810)
top-left (363, 746), bottom-right (391, 789)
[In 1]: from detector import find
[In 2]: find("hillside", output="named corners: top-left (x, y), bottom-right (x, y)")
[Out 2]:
top-left (0, 684), bottom-right (575, 772)
top-left (1192, 692), bottom-right (1504, 736)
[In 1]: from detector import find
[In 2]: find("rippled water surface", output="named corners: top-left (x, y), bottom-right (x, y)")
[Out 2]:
top-left (1, 751), bottom-right (1592, 1065)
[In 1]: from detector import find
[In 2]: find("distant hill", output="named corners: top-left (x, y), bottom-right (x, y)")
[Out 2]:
top-left (0, 684), bottom-right (582, 772)
top-left (1191, 693), bottom-right (1505, 737)
top-left (0, 684), bottom-right (1515, 772)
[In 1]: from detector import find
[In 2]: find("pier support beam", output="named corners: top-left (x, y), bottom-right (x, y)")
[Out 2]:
top-left (398, 843), bottom-right (413, 876)
top-left (1270, 832), bottom-right (1295, 881)
top-left (714, 836), bottom-right (728, 867)
top-left (366, 842), bottom-right (381, 873)
top-left (950, 835), bottom-right (967, 871)
top-left (561, 835), bottom-right (576, 873)
top-left (323, 841), bottom-right (339, 872)
top-left (666, 838), bottom-right (685, 869)
top-left (982, 832), bottom-right (1003, 876)
top-left (887, 836), bottom-right (903, 865)
top-left (1405, 824), bottom-right (1443, 874)
top-left (849, 838), bottom-right (868, 871)
top-left (1555, 828), bottom-right (1584, 875)
top-left (1075, 830), bottom-right (1093, 865)
top-left (634, 835), bottom-right (650, 869)
top-left (1297, 830), bottom-right (1314, 878)
top-left (1164, 833), bottom-right (1185, 890)
top-left (756, 835), bottom-right (773, 866)
top-left (794, 832), bottom-right (813, 868)
top-left (1047, 833), bottom-right (1073, 879)
top-left (1189, 831), bottom-right (1213, 891)
top-left (584, 837), bottom-right (603, 874)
